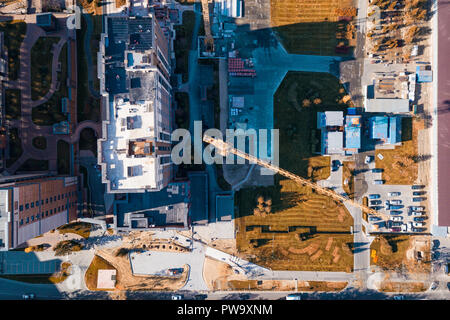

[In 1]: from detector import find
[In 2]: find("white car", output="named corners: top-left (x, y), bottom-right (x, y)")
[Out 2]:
top-left (413, 211), bottom-right (425, 216)
top-left (390, 199), bottom-right (402, 205)
top-left (390, 216), bottom-right (403, 221)
top-left (365, 156), bottom-right (372, 164)
top-left (171, 294), bottom-right (183, 300)
top-left (286, 294), bottom-right (302, 300)
top-left (413, 222), bottom-right (425, 227)
top-left (388, 192), bottom-right (401, 197)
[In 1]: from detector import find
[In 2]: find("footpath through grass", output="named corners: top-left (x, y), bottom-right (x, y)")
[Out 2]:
top-left (31, 37), bottom-right (60, 101)
top-left (0, 20), bottom-right (27, 80)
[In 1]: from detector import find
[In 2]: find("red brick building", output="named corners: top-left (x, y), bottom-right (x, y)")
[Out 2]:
top-left (0, 174), bottom-right (79, 250)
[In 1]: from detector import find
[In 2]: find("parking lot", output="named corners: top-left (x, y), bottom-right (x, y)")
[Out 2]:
top-left (362, 157), bottom-right (428, 234)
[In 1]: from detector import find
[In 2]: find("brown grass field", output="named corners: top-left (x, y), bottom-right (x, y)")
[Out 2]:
top-left (271, 0), bottom-right (356, 55)
top-left (235, 72), bottom-right (356, 272)
top-left (370, 235), bottom-right (431, 273)
top-left (375, 117), bottom-right (422, 185)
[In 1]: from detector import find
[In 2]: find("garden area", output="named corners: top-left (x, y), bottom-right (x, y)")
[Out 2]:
top-left (32, 42), bottom-right (68, 125)
top-left (31, 37), bottom-right (60, 101)
top-left (4, 89), bottom-right (21, 120)
top-left (6, 128), bottom-right (22, 168)
top-left (57, 222), bottom-right (92, 239)
top-left (234, 71), bottom-right (355, 272)
top-left (0, 20), bottom-right (27, 80)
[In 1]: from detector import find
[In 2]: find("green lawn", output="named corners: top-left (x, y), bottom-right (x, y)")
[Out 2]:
top-left (31, 37), bottom-right (60, 101)
top-left (57, 140), bottom-right (70, 175)
top-left (174, 11), bottom-right (196, 83)
top-left (5, 89), bottom-right (21, 120)
top-left (0, 21), bottom-right (27, 80)
top-left (6, 128), bottom-right (22, 168)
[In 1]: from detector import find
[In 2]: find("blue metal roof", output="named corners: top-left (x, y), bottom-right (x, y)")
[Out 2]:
top-left (345, 115), bottom-right (361, 149)
top-left (387, 116), bottom-right (401, 145)
top-left (370, 116), bottom-right (389, 140)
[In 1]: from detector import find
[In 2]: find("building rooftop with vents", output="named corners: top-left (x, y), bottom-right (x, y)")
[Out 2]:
top-left (98, 15), bottom-right (173, 193)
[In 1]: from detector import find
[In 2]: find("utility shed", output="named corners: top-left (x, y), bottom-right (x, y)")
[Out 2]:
top-left (365, 99), bottom-right (410, 113)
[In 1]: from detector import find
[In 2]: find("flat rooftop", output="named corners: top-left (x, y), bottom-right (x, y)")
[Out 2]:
top-left (101, 95), bottom-right (157, 191)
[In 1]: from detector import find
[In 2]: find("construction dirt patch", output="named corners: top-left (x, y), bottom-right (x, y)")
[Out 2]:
top-left (370, 235), bottom-right (431, 274)
top-left (94, 248), bottom-right (188, 291)
top-left (375, 117), bottom-right (423, 185)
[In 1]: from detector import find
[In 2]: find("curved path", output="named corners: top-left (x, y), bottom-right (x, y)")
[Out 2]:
top-left (5, 19), bottom-right (101, 175)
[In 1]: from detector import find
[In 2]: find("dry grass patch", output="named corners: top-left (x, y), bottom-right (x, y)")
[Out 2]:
top-left (379, 281), bottom-right (427, 293)
top-left (57, 222), bottom-right (92, 239)
top-left (236, 180), bottom-right (354, 272)
top-left (375, 117), bottom-right (422, 184)
top-left (342, 161), bottom-right (355, 199)
top-left (85, 255), bottom-right (117, 291)
top-left (95, 248), bottom-right (189, 291)
top-left (271, 0), bottom-right (356, 55)
top-left (370, 235), bottom-right (431, 273)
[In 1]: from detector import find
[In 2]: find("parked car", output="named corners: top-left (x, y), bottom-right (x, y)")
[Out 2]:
top-left (414, 217), bottom-right (425, 222)
top-left (373, 180), bottom-right (384, 185)
top-left (171, 294), bottom-right (183, 300)
top-left (412, 185), bottom-right (425, 189)
top-left (413, 222), bottom-right (425, 227)
top-left (390, 210), bottom-right (402, 215)
top-left (391, 227), bottom-right (401, 232)
top-left (412, 211), bottom-right (425, 216)
top-left (370, 206), bottom-right (383, 211)
top-left (393, 295), bottom-right (405, 300)
top-left (388, 192), bottom-right (401, 197)
top-left (331, 160), bottom-right (341, 172)
top-left (365, 156), bottom-right (373, 164)
top-left (413, 191), bottom-right (426, 196)
top-left (413, 197), bottom-right (426, 202)
top-left (368, 194), bottom-right (381, 199)
top-left (430, 282), bottom-right (439, 291)
top-left (445, 263), bottom-right (449, 275)
top-left (390, 199), bottom-right (402, 205)
top-left (389, 205), bottom-right (404, 210)
top-left (372, 168), bottom-right (383, 173)
top-left (412, 228), bottom-right (424, 233)
top-left (410, 206), bottom-right (425, 211)
top-left (390, 216), bottom-right (403, 221)
top-left (22, 293), bottom-right (35, 300)
top-left (370, 200), bottom-right (382, 205)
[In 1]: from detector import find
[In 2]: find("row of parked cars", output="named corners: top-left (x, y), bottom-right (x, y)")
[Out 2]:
top-left (367, 185), bottom-right (428, 233)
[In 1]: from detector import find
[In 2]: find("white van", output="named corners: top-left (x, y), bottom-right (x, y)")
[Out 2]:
top-left (286, 294), bottom-right (302, 300)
